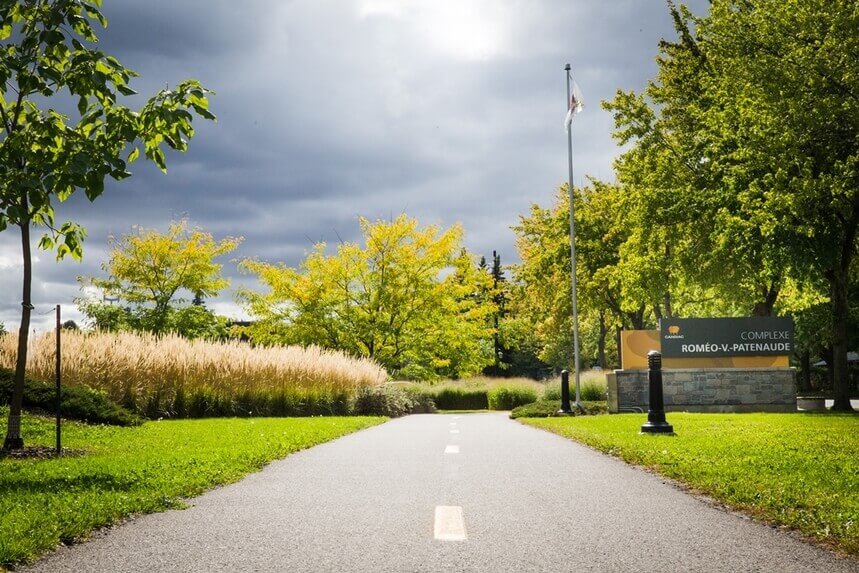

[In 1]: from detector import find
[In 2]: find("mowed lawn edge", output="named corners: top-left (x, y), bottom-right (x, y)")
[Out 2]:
top-left (520, 413), bottom-right (859, 557)
top-left (0, 411), bottom-right (385, 568)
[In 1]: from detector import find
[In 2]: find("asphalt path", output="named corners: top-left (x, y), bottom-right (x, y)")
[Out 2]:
top-left (25, 413), bottom-right (858, 572)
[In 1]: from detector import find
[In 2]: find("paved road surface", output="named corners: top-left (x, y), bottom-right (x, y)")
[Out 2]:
top-left (25, 413), bottom-right (857, 572)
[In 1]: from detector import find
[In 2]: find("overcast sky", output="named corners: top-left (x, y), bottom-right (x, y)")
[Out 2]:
top-left (0, 0), bottom-right (708, 331)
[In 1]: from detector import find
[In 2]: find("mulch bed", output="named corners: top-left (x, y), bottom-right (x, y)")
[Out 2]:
top-left (1, 446), bottom-right (86, 460)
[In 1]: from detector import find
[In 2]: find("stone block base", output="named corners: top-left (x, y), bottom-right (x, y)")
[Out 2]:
top-left (607, 368), bottom-right (796, 413)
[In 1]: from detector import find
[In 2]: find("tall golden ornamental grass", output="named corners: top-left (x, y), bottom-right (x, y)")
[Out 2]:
top-left (0, 330), bottom-right (387, 407)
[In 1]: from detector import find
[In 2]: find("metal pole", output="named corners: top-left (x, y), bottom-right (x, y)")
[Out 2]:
top-left (55, 304), bottom-right (61, 455)
top-left (565, 63), bottom-right (582, 409)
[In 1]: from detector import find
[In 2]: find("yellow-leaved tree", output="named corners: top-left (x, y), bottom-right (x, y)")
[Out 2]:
top-left (240, 215), bottom-right (495, 380)
top-left (81, 219), bottom-right (241, 336)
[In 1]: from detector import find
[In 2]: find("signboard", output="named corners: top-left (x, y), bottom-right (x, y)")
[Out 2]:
top-left (659, 317), bottom-right (794, 358)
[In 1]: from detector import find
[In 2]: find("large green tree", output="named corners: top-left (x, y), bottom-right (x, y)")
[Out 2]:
top-left (606, 0), bottom-right (858, 410)
top-left (511, 182), bottom-right (642, 370)
top-left (1, 0), bottom-right (215, 449)
top-left (512, 180), bottom-right (746, 371)
top-left (240, 215), bottom-right (495, 380)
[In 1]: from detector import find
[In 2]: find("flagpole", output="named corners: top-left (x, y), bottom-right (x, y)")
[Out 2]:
top-left (565, 63), bottom-right (582, 409)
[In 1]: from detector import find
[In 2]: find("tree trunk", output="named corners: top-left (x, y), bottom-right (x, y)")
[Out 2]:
top-left (628, 305), bottom-right (647, 330)
top-left (821, 346), bottom-right (834, 391)
top-left (597, 311), bottom-right (607, 369)
top-left (829, 269), bottom-right (854, 411)
top-left (751, 281), bottom-right (779, 317)
top-left (3, 220), bottom-right (32, 450)
top-left (798, 350), bottom-right (812, 393)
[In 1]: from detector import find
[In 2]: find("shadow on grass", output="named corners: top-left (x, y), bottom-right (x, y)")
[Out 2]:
top-left (0, 469), bottom-right (141, 495)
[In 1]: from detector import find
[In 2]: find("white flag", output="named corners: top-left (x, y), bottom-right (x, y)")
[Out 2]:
top-left (564, 80), bottom-right (584, 132)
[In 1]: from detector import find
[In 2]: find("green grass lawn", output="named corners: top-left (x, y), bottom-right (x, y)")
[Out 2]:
top-left (0, 409), bottom-right (384, 568)
top-left (521, 412), bottom-right (859, 556)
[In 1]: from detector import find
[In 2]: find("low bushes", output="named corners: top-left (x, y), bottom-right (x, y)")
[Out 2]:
top-left (510, 399), bottom-right (608, 419)
top-left (398, 377), bottom-right (544, 411)
top-left (431, 387), bottom-right (489, 410)
top-left (353, 385), bottom-right (436, 417)
top-left (0, 368), bottom-right (139, 426)
top-left (487, 385), bottom-right (539, 410)
top-left (543, 371), bottom-right (607, 402)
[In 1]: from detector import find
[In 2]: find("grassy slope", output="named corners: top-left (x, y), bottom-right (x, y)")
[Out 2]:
top-left (0, 410), bottom-right (384, 567)
top-left (521, 413), bottom-right (859, 556)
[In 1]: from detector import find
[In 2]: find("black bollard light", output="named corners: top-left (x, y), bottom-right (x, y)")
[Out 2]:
top-left (640, 350), bottom-right (674, 434)
top-left (557, 370), bottom-right (573, 415)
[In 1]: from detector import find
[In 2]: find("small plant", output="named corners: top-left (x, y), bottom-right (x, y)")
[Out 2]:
top-left (580, 382), bottom-right (606, 401)
top-left (543, 380), bottom-right (561, 400)
top-left (487, 385), bottom-right (539, 410)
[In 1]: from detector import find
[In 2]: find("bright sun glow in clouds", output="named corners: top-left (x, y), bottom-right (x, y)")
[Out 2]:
top-left (359, 0), bottom-right (507, 61)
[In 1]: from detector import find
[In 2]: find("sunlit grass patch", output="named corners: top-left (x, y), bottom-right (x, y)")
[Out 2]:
top-left (0, 407), bottom-right (384, 567)
top-left (522, 412), bottom-right (859, 555)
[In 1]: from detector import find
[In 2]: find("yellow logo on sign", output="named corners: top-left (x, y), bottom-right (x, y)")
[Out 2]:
top-left (668, 325), bottom-right (681, 335)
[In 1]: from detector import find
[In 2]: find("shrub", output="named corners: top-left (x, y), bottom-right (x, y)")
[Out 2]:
top-left (396, 377), bottom-right (544, 411)
top-left (0, 368), bottom-right (140, 426)
top-left (509, 399), bottom-right (608, 419)
top-left (353, 385), bottom-right (433, 417)
top-left (543, 373), bottom-right (607, 402)
top-left (432, 387), bottom-right (488, 410)
top-left (487, 385), bottom-right (539, 410)
top-left (400, 386), bottom-right (437, 414)
top-left (580, 382), bottom-right (606, 401)
top-left (543, 380), bottom-right (562, 400)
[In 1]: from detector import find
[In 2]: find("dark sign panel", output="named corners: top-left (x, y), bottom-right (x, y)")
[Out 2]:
top-left (659, 317), bottom-right (794, 358)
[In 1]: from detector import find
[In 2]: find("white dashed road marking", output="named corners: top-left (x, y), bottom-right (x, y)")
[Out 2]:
top-left (450, 429), bottom-right (460, 434)
top-left (444, 445), bottom-right (460, 454)
top-left (434, 506), bottom-right (467, 541)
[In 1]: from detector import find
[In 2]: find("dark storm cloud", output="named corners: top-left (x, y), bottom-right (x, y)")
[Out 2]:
top-left (0, 0), bottom-right (710, 330)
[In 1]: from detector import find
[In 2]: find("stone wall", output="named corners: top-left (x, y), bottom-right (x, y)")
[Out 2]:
top-left (607, 368), bottom-right (796, 413)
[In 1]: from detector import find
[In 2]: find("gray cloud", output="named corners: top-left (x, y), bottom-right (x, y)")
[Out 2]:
top-left (0, 0), bottom-right (708, 331)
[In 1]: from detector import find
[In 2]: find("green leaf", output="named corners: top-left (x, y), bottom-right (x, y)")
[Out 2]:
top-left (127, 146), bottom-right (139, 163)
top-left (193, 107), bottom-right (216, 121)
top-left (85, 174), bottom-right (105, 201)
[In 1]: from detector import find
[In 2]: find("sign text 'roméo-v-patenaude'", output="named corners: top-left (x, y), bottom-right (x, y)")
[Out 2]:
top-left (659, 317), bottom-right (794, 358)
